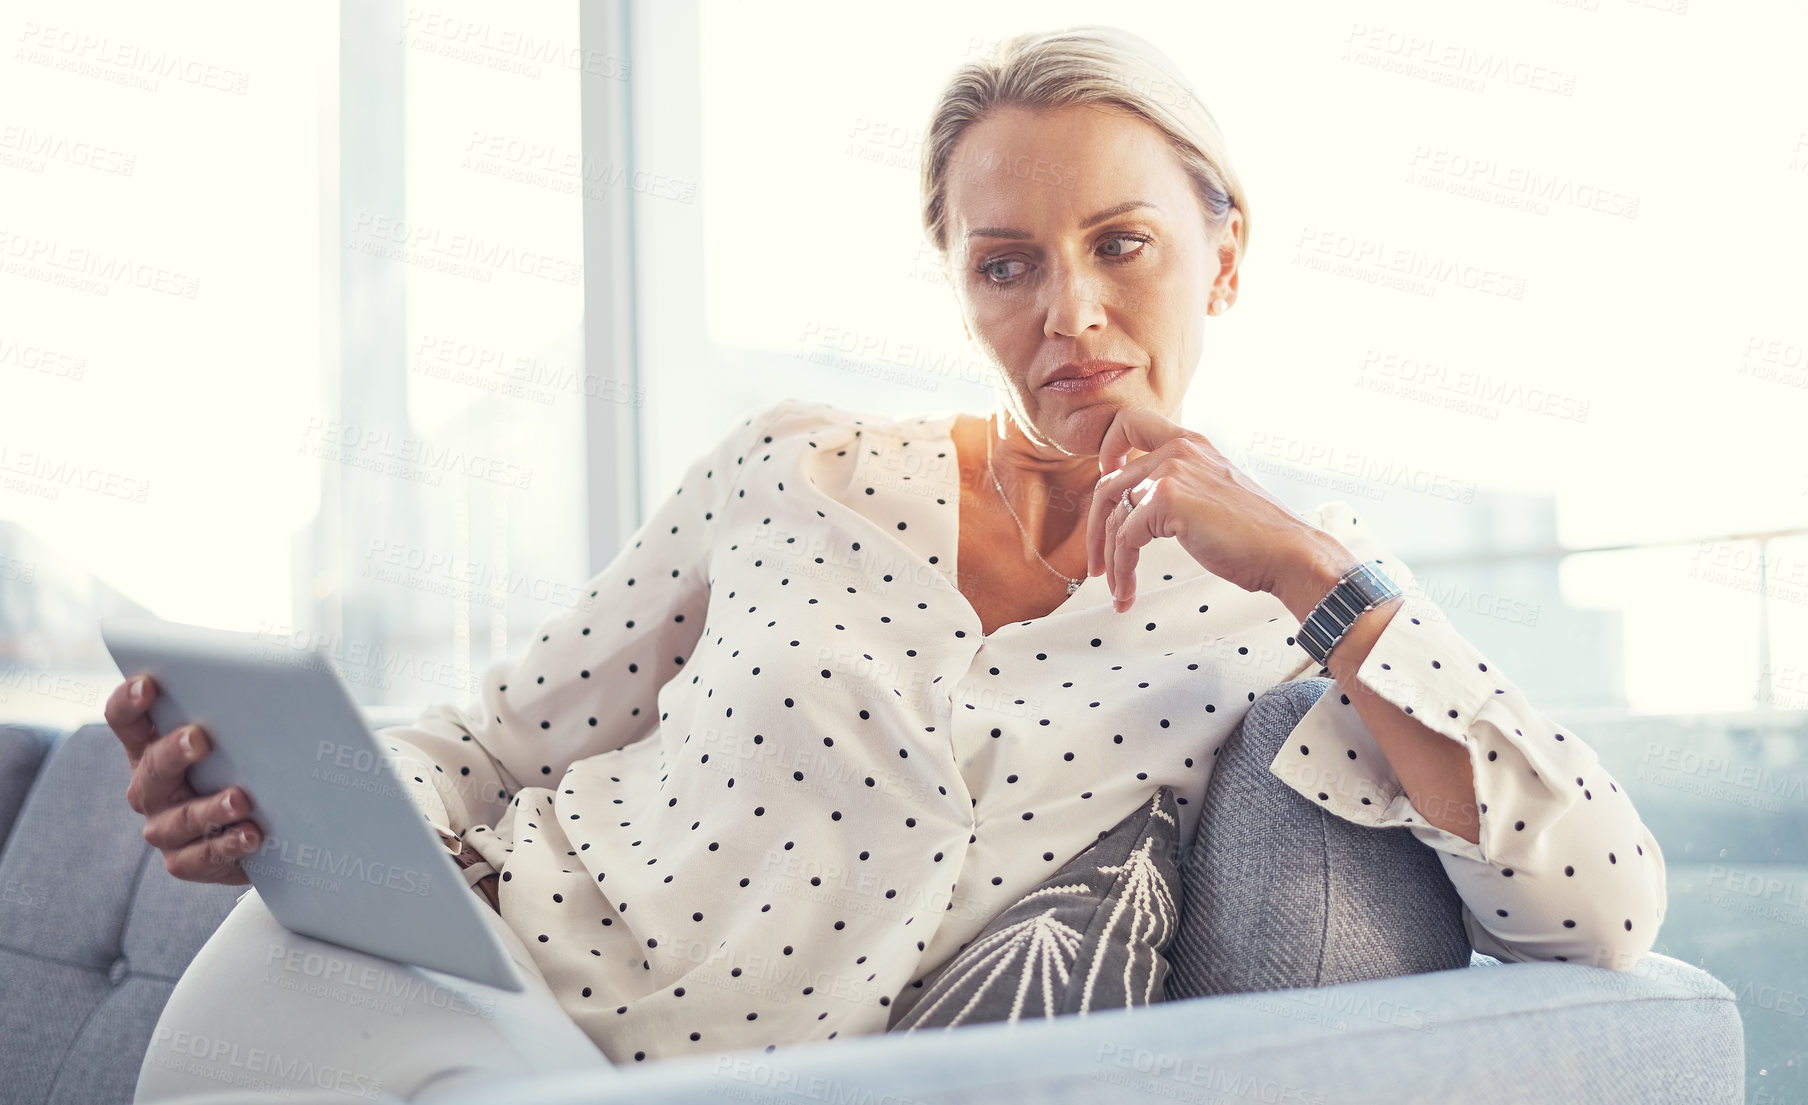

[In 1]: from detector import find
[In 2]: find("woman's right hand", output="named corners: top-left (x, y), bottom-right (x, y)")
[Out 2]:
top-left (105, 675), bottom-right (261, 884)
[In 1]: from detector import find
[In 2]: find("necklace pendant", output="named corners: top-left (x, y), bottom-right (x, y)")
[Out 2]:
top-left (1066, 579), bottom-right (1081, 595)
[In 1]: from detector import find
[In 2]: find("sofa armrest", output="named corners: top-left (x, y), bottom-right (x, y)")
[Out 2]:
top-left (436, 954), bottom-right (1740, 1105)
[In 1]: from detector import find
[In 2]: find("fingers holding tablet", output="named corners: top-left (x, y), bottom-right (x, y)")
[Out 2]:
top-left (104, 675), bottom-right (162, 768)
top-left (129, 722), bottom-right (207, 817)
top-left (155, 813), bottom-right (260, 883)
top-left (145, 754), bottom-right (260, 881)
top-left (143, 781), bottom-right (259, 862)
top-left (107, 675), bottom-right (262, 885)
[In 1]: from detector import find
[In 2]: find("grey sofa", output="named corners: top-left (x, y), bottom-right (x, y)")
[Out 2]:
top-left (0, 679), bottom-right (1745, 1105)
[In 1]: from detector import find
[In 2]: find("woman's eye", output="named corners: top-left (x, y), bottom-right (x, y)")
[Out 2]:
top-left (982, 259), bottom-right (1026, 283)
top-left (977, 238), bottom-right (1143, 284)
top-left (1101, 235), bottom-right (1148, 259)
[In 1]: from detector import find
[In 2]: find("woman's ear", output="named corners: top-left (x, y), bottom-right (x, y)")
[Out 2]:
top-left (1212, 211), bottom-right (1243, 310)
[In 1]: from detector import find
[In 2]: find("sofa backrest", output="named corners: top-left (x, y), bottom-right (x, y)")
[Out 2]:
top-left (0, 723), bottom-right (243, 1105)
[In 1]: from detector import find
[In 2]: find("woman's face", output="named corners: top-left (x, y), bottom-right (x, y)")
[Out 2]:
top-left (943, 103), bottom-right (1240, 457)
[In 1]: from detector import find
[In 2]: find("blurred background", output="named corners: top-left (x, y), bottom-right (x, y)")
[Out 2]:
top-left (1, 1), bottom-right (1804, 1099)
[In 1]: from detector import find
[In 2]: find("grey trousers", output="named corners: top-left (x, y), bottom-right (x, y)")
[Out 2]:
top-left (1166, 676), bottom-right (1474, 1000)
top-left (133, 885), bottom-right (614, 1103)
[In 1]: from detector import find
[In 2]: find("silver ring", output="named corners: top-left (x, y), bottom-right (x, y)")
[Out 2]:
top-left (1120, 489), bottom-right (1133, 513)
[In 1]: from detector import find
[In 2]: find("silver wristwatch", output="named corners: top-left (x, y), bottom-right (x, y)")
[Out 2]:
top-left (1297, 561), bottom-right (1403, 666)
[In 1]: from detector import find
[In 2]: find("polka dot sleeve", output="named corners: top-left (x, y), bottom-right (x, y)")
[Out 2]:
top-left (372, 397), bottom-right (798, 844)
top-left (1266, 500), bottom-right (1668, 971)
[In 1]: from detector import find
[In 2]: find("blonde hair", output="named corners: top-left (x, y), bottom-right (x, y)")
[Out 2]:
top-left (920, 25), bottom-right (1249, 265)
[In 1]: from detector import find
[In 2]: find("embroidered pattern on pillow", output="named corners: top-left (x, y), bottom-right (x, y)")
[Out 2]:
top-left (890, 785), bottom-right (1181, 1030)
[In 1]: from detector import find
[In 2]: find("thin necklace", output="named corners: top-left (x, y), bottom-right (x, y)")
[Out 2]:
top-left (984, 415), bottom-right (1084, 596)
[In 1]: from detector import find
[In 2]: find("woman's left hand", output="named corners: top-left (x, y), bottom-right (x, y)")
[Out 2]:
top-left (1085, 404), bottom-right (1349, 616)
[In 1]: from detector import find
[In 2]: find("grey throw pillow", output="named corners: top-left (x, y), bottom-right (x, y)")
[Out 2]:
top-left (888, 786), bottom-right (1182, 1031)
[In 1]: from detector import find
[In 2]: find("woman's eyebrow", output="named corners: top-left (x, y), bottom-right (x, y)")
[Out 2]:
top-left (966, 200), bottom-right (1161, 241)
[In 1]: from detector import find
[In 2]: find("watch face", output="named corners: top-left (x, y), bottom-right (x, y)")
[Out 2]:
top-left (1348, 564), bottom-right (1399, 605)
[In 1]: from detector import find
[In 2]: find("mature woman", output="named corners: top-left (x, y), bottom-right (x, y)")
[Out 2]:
top-left (113, 24), bottom-right (1665, 1099)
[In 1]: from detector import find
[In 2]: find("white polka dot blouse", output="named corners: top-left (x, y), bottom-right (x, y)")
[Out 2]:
top-left (376, 397), bottom-right (1667, 1066)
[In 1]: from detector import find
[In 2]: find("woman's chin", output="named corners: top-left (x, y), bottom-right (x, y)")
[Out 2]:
top-left (1035, 394), bottom-right (1147, 454)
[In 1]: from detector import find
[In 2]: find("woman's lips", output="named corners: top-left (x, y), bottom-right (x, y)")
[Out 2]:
top-left (1042, 366), bottom-right (1133, 393)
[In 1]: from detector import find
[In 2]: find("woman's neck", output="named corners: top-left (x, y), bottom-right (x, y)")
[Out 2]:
top-left (970, 412), bottom-right (1098, 551)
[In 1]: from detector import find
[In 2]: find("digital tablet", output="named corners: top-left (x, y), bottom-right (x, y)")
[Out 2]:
top-left (100, 615), bottom-right (524, 992)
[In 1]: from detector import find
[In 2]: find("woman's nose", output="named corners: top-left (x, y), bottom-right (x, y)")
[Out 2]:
top-left (1042, 268), bottom-right (1108, 338)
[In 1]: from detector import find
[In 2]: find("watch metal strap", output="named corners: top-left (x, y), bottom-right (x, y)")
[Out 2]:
top-left (1298, 561), bottom-right (1402, 666)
